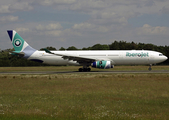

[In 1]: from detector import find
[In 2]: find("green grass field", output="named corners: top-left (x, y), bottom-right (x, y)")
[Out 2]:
top-left (0, 66), bottom-right (169, 120)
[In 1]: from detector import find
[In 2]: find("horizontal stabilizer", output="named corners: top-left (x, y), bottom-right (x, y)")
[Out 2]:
top-left (10, 51), bottom-right (25, 57)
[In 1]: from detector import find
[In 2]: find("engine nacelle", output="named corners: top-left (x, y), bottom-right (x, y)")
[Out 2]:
top-left (91, 61), bottom-right (114, 69)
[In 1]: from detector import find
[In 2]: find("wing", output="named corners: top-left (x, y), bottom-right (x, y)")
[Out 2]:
top-left (43, 48), bottom-right (110, 64)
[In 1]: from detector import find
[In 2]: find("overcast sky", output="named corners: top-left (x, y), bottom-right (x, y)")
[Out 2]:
top-left (0, 0), bottom-right (169, 50)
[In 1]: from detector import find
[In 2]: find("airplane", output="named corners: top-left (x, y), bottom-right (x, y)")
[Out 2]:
top-left (7, 30), bottom-right (168, 72)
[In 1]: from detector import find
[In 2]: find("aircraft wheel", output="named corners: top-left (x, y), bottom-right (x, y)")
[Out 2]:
top-left (79, 68), bottom-right (83, 72)
top-left (87, 68), bottom-right (91, 72)
top-left (83, 68), bottom-right (87, 72)
top-left (79, 68), bottom-right (91, 72)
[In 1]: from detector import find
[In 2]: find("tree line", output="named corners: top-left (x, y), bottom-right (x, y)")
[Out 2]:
top-left (0, 41), bottom-right (169, 67)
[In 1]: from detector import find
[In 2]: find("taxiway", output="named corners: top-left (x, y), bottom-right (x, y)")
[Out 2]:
top-left (0, 70), bottom-right (169, 74)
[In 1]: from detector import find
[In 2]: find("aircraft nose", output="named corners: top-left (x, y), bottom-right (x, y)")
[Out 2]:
top-left (156, 55), bottom-right (168, 63)
top-left (164, 56), bottom-right (168, 61)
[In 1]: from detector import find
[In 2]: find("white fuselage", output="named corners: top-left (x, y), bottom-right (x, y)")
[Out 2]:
top-left (28, 50), bottom-right (168, 66)
top-left (7, 30), bottom-right (168, 69)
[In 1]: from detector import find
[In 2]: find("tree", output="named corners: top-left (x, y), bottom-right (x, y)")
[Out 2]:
top-left (40, 46), bottom-right (56, 51)
top-left (59, 47), bottom-right (66, 50)
top-left (82, 47), bottom-right (89, 50)
top-left (130, 41), bottom-right (138, 50)
top-left (143, 44), bottom-right (155, 50)
top-left (90, 44), bottom-right (109, 50)
top-left (137, 43), bottom-right (145, 50)
top-left (109, 41), bottom-right (120, 50)
top-left (67, 46), bottom-right (78, 50)
top-left (118, 41), bottom-right (126, 50)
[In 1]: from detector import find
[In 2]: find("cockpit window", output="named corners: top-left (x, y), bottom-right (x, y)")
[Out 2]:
top-left (159, 54), bottom-right (163, 56)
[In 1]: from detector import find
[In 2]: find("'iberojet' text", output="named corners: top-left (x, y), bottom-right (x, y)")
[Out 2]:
top-left (126, 52), bottom-right (149, 57)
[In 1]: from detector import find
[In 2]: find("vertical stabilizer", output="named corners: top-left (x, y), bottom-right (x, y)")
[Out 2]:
top-left (7, 30), bottom-right (36, 58)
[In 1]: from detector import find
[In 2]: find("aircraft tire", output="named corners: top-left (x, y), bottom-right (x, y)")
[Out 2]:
top-left (83, 68), bottom-right (87, 72)
top-left (87, 68), bottom-right (91, 72)
top-left (79, 68), bottom-right (83, 72)
top-left (79, 68), bottom-right (91, 72)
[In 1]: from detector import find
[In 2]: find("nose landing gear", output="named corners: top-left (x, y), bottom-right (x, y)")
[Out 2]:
top-left (148, 64), bottom-right (152, 71)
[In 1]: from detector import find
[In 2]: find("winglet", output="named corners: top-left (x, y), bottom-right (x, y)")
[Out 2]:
top-left (43, 48), bottom-right (54, 54)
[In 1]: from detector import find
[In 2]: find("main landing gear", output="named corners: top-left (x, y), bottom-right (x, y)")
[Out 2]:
top-left (78, 67), bottom-right (91, 72)
top-left (148, 64), bottom-right (152, 71)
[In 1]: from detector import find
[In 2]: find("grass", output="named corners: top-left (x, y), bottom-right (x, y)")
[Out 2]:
top-left (0, 71), bottom-right (169, 119)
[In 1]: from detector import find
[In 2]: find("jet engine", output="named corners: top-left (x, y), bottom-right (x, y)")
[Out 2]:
top-left (91, 61), bottom-right (114, 69)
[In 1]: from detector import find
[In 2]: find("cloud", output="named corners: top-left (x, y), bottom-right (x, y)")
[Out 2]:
top-left (40, 0), bottom-right (76, 6)
top-left (0, 5), bottom-right (10, 13)
top-left (1, 0), bottom-right (169, 50)
top-left (137, 24), bottom-right (169, 35)
top-left (36, 23), bottom-right (63, 31)
top-left (9, 2), bottom-right (33, 11)
top-left (73, 23), bottom-right (95, 30)
top-left (0, 1), bottom-right (34, 13)
top-left (72, 22), bottom-right (109, 33)
top-left (41, 0), bottom-right (164, 15)
top-left (15, 28), bottom-right (30, 33)
top-left (160, 6), bottom-right (169, 14)
top-left (89, 10), bottom-right (128, 26)
top-left (45, 30), bottom-right (62, 37)
top-left (34, 23), bottom-right (63, 37)
top-left (0, 15), bottom-right (18, 22)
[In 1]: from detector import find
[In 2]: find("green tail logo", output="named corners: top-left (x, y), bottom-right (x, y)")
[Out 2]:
top-left (12, 32), bottom-right (25, 52)
top-left (7, 30), bottom-right (27, 52)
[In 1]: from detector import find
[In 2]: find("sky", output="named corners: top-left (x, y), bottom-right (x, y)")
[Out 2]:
top-left (0, 0), bottom-right (169, 50)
